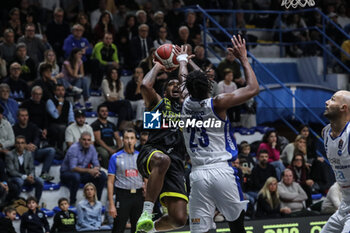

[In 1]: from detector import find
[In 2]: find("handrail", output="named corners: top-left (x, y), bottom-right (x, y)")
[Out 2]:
top-left (197, 4), bottom-right (328, 127)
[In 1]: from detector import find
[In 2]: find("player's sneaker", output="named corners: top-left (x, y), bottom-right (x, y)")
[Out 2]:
top-left (136, 211), bottom-right (153, 233)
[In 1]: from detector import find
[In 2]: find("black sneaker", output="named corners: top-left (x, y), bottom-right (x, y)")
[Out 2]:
top-left (40, 173), bottom-right (54, 182)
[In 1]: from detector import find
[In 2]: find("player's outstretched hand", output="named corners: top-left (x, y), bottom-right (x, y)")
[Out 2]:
top-left (227, 34), bottom-right (247, 61)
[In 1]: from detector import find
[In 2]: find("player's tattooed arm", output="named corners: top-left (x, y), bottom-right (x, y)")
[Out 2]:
top-left (141, 63), bottom-right (163, 110)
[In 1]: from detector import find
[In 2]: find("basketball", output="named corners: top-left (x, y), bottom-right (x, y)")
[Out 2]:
top-left (154, 44), bottom-right (179, 70)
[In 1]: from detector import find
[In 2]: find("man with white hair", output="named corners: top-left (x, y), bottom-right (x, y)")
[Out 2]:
top-left (63, 24), bottom-right (92, 61)
top-left (129, 24), bottom-right (153, 68)
top-left (0, 84), bottom-right (18, 125)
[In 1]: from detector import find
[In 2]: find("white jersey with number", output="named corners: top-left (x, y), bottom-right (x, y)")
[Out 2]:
top-left (182, 97), bottom-right (238, 167)
top-left (322, 122), bottom-right (350, 232)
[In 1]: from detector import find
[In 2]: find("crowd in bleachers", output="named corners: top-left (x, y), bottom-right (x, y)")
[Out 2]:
top-left (0, 0), bottom-right (347, 232)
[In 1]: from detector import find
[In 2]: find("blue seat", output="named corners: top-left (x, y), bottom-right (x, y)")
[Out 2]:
top-left (41, 208), bottom-right (55, 217)
top-left (53, 205), bottom-right (77, 213)
top-left (43, 182), bottom-right (60, 191)
top-left (52, 159), bottom-right (63, 165)
top-left (311, 193), bottom-right (323, 200)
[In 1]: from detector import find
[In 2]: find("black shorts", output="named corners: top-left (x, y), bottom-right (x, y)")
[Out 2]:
top-left (137, 144), bottom-right (188, 206)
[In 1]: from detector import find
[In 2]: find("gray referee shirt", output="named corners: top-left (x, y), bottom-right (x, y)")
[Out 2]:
top-left (108, 149), bottom-right (143, 189)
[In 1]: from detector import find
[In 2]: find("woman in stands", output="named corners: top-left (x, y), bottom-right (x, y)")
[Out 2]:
top-left (101, 66), bottom-right (133, 131)
top-left (258, 130), bottom-right (286, 180)
top-left (76, 183), bottom-right (104, 231)
top-left (256, 177), bottom-right (291, 218)
top-left (93, 11), bottom-right (116, 43)
top-left (76, 12), bottom-right (93, 43)
top-left (280, 134), bottom-right (307, 166)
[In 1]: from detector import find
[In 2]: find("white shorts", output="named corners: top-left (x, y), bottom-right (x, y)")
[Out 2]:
top-left (189, 163), bottom-right (248, 233)
top-left (322, 199), bottom-right (350, 233)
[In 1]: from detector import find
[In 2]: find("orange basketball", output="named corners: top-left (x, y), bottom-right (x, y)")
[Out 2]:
top-left (154, 44), bottom-right (179, 70)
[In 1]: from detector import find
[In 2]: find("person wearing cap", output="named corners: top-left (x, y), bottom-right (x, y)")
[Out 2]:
top-left (65, 109), bottom-right (95, 148)
top-left (0, 105), bottom-right (15, 156)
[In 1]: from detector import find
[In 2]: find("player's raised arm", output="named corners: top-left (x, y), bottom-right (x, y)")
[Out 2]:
top-left (141, 62), bottom-right (164, 110)
top-left (214, 35), bottom-right (259, 116)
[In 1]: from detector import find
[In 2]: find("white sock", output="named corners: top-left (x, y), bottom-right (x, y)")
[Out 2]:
top-left (143, 201), bottom-right (154, 215)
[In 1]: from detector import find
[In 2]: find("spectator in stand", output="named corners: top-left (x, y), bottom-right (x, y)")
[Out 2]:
top-left (216, 50), bottom-right (242, 82)
top-left (46, 84), bottom-right (74, 152)
top-left (93, 11), bottom-right (116, 43)
top-left (20, 86), bottom-right (49, 142)
top-left (31, 63), bottom-right (56, 101)
top-left (256, 177), bottom-right (291, 219)
top-left (0, 84), bottom-right (18, 125)
top-left (238, 142), bottom-right (256, 181)
top-left (278, 168), bottom-right (308, 213)
top-left (281, 135), bottom-right (307, 166)
top-left (206, 67), bottom-right (219, 97)
top-left (247, 150), bottom-right (277, 202)
top-left (65, 109), bottom-right (95, 148)
top-left (129, 24), bottom-right (153, 69)
top-left (136, 131), bottom-right (149, 151)
top-left (175, 26), bottom-right (192, 46)
top-left (101, 67), bottom-right (133, 130)
top-left (5, 8), bottom-right (23, 41)
top-left (6, 136), bottom-right (44, 202)
top-left (0, 207), bottom-right (16, 233)
top-left (63, 24), bottom-right (93, 62)
top-left (165, 0), bottom-right (184, 38)
top-left (117, 15), bottom-right (138, 68)
top-left (337, 4), bottom-right (350, 29)
top-left (3, 62), bottom-right (29, 102)
top-left (50, 197), bottom-right (77, 233)
top-left (91, 104), bottom-right (122, 169)
top-left (18, 23), bottom-right (46, 65)
top-left (182, 11), bottom-right (201, 42)
top-left (217, 68), bottom-right (237, 94)
top-left (191, 45), bottom-right (212, 70)
top-left (112, 3), bottom-right (127, 31)
top-left (90, 0), bottom-right (110, 29)
top-left (76, 12), bottom-right (94, 43)
top-left (287, 153), bottom-right (314, 207)
top-left (62, 48), bottom-right (92, 110)
top-left (321, 182), bottom-right (341, 214)
top-left (139, 48), bottom-right (156, 74)
top-left (299, 125), bottom-right (317, 162)
top-left (0, 105), bottom-right (15, 156)
top-left (38, 50), bottom-right (61, 78)
top-left (0, 158), bottom-right (10, 209)
top-left (45, 7), bottom-right (71, 62)
top-left (135, 10), bottom-right (148, 26)
top-left (0, 29), bottom-right (16, 64)
top-left (60, 132), bottom-right (107, 205)
top-left (13, 108), bottom-right (55, 182)
top-left (20, 196), bottom-right (50, 233)
top-left (0, 52), bottom-right (7, 82)
top-left (150, 11), bottom-right (167, 40)
top-left (76, 183), bottom-right (104, 231)
top-left (13, 43), bottom-right (36, 85)
top-left (125, 67), bottom-right (145, 125)
top-left (153, 26), bottom-right (172, 49)
top-left (91, 32), bottom-right (120, 89)
top-left (258, 130), bottom-right (285, 180)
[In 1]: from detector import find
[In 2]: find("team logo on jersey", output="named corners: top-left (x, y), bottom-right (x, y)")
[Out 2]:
top-left (143, 110), bottom-right (161, 129)
top-left (125, 169), bottom-right (138, 177)
top-left (339, 139), bottom-right (343, 149)
top-left (191, 218), bottom-right (201, 224)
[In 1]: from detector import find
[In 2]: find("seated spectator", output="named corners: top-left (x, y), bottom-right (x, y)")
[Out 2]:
top-left (216, 50), bottom-right (242, 82)
top-left (287, 153), bottom-right (314, 207)
top-left (46, 84), bottom-right (74, 152)
top-left (12, 43), bottom-right (36, 85)
top-left (281, 135), bottom-right (307, 166)
top-left (191, 45), bottom-right (212, 70)
top-left (247, 150), bottom-right (277, 202)
top-left (175, 26), bottom-right (192, 47)
top-left (217, 68), bottom-right (237, 94)
top-left (0, 51), bottom-right (7, 82)
top-left (299, 125), bottom-right (317, 162)
top-left (256, 177), bottom-right (291, 219)
top-left (0, 206), bottom-right (16, 233)
top-left (18, 23), bottom-right (46, 65)
top-left (125, 67), bottom-right (145, 125)
top-left (238, 142), bottom-right (255, 180)
top-left (0, 29), bottom-right (16, 64)
top-left (3, 62), bottom-right (29, 102)
top-left (91, 32), bottom-right (119, 89)
top-left (91, 104), bottom-right (122, 169)
top-left (45, 8), bottom-right (71, 62)
top-left (337, 4), bottom-right (350, 29)
top-left (129, 24), bottom-right (153, 69)
top-left (5, 8), bottom-right (22, 41)
top-left (90, 0), bottom-right (110, 29)
top-left (150, 11), bottom-right (167, 40)
top-left (62, 48), bottom-right (92, 110)
top-left (20, 196), bottom-right (50, 233)
top-left (13, 108), bottom-right (55, 181)
top-left (76, 183), bottom-right (104, 231)
top-left (182, 11), bottom-right (201, 42)
top-left (0, 84), bottom-right (18, 125)
top-left (63, 24), bottom-right (93, 62)
top-left (93, 11), bottom-right (116, 43)
top-left (0, 105), bottom-right (15, 156)
top-left (0, 158), bottom-right (10, 209)
top-left (60, 132), bottom-right (107, 205)
top-left (139, 48), bottom-right (156, 75)
top-left (321, 182), bottom-right (341, 214)
top-left (153, 26), bottom-right (172, 49)
top-left (51, 197), bottom-right (77, 233)
top-left (6, 136), bottom-right (44, 202)
top-left (20, 86), bottom-right (49, 142)
top-left (38, 49), bottom-right (61, 80)
top-left (278, 168), bottom-right (308, 213)
top-left (136, 131), bottom-right (149, 151)
top-left (206, 67), bottom-right (219, 97)
top-left (101, 67), bottom-right (133, 130)
top-left (65, 109), bottom-right (95, 148)
top-left (258, 130), bottom-right (285, 180)
top-left (76, 13), bottom-right (94, 44)
top-left (31, 63), bottom-right (57, 102)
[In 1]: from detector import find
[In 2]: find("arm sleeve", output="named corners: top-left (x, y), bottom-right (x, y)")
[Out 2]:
top-left (5, 153), bottom-right (22, 178)
top-left (101, 79), bottom-right (110, 98)
top-left (112, 44), bottom-right (119, 63)
top-left (46, 99), bottom-right (59, 119)
top-left (65, 126), bottom-right (73, 143)
top-left (50, 214), bottom-right (59, 232)
top-left (28, 152), bottom-right (35, 176)
top-left (93, 43), bottom-right (107, 65)
top-left (63, 37), bottom-right (72, 58)
top-left (68, 103), bottom-right (74, 123)
top-left (67, 149), bottom-right (78, 170)
top-left (0, 121), bottom-right (14, 148)
top-left (91, 147), bottom-right (100, 167)
top-left (118, 83), bottom-right (125, 99)
top-left (76, 204), bottom-right (90, 229)
top-left (108, 155), bottom-right (116, 175)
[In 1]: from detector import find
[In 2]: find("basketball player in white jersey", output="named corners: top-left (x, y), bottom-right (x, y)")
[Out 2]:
top-left (179, 35), bottom-right (259, 232)
top-left (321, 90), bottom-right (350, 233)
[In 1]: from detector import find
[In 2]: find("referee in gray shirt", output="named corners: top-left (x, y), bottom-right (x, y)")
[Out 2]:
top-left (107, 128), bottom-right (144, 233)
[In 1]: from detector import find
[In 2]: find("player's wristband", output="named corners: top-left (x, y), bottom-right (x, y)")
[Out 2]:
top-left (177, 54), bottom-right (188, 63)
